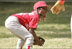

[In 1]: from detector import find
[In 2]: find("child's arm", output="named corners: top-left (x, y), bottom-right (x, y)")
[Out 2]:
top-left (29, 28), bottom-right (43, 46)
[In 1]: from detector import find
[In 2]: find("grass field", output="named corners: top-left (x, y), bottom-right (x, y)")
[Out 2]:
top-left (0, 2), bottom-right (72, 48)
top-left (0, 24), bottom-right (71, 48)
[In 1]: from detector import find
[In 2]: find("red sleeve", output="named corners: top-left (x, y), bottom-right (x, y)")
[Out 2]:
top-left (59, 0), bottom-right (65, 4)
top-left (29, 17), bottom-right (38, 29)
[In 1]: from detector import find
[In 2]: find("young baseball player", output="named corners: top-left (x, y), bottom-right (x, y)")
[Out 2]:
top-left (5, 1), bottom-right (48, 49)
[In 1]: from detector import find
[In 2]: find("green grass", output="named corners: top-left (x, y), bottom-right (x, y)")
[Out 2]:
top-left (0, 2), bottom-right (72, 48)
top-left (0, 37), bottom-right (71, 48)
top-left (0, 24), bottom-right (71, 48)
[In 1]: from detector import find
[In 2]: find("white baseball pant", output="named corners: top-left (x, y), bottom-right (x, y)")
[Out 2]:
top-left (70, 14), bottom-right (72, 41)
top-left (5, 16), bottom-right (34, 49)
top-left (71, 14), bottom-right (72, 32)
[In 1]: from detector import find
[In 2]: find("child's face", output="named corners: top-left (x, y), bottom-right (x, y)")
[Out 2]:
top-left (38, 7), bottom-right (47, 21)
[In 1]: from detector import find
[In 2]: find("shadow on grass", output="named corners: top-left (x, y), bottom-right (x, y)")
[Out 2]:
top-left (42, 32), bottom-right (71, 38)
top-left (0, 32), bottom-right (15, 38)
top-left (37, 29), bottom-right (71, 38)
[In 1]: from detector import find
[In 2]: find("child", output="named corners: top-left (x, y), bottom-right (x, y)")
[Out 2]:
top-left (5, 1), bottom-right (48, 49)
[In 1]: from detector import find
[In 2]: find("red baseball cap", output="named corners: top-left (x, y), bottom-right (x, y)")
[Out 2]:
top-left (33, 1), bottom-right (47, 10)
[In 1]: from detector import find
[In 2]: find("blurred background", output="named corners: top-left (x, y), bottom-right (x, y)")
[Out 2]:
top-left (0, 0), bottom-right (72, 49)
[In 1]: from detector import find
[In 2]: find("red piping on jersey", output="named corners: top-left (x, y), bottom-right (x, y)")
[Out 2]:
top-left (59, 0), bottom-right (65, 4)
top-left (28, 46), bottom-right (30, 49)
